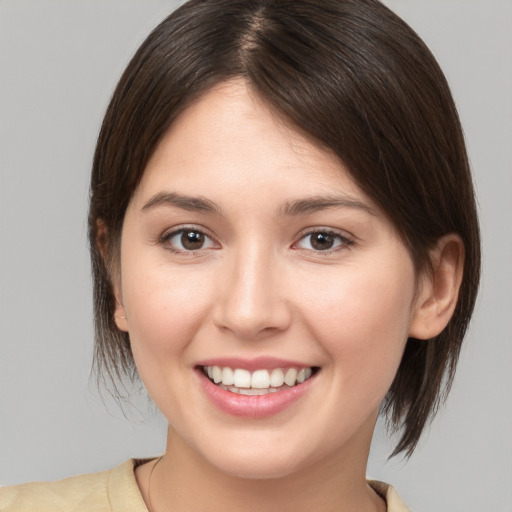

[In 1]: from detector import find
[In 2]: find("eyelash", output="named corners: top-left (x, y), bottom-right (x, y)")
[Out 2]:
top-left (292, 229), bottom-right (354, 254)
top-left (159, 226), bottom-right (217, 255)
top-left (158, 227), bottom-right (354, 255)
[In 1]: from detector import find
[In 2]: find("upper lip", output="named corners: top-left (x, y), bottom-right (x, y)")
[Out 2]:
top-left (195, 356), bottom-right (316, 371)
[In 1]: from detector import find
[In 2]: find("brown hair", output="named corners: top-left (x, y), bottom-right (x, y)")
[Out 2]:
top-left (89, 0), bottom-right (480, 457)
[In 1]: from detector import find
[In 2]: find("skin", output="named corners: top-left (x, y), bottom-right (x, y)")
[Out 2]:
top-left (112, 80), bottom-right (463, 512)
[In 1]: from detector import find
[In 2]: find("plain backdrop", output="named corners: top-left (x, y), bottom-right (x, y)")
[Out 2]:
top-left (1, 1), bottom-right (511, 511)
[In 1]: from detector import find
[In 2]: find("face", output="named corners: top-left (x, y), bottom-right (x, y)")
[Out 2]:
top-left (116, 81), bottom-right (425, 479)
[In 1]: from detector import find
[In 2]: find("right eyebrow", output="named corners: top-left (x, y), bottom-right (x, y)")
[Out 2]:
top-left (141, 192), bottom-right (221, 214)
top-left (278, 195), bottom-right (376, 217)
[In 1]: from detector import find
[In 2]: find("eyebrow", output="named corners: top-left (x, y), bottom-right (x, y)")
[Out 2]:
top-left (141, 192), bottom-right (221, 214)
top-left (278, 195), bottom-right (375, 217)
top-left (141, 191), bottom-right (375, 217)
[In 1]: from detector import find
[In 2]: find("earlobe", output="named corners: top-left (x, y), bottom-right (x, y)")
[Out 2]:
top-left (409, 234), bottom-right (464, 340)
top-left (114, 298), bottom-right (129, 332)
top-left (96, 219), bottom-right (129, 332)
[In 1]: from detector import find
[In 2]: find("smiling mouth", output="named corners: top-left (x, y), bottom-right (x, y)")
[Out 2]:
top-left (200, 365), bottom-right (320, 396)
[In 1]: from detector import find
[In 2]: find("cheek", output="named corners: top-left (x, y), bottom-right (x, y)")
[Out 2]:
top-left (120, 250), bottom-right (213, 362)
top-left (298, 259), bottom-right (416, 395)
top-left (119, 255), bottom-right (218, 420)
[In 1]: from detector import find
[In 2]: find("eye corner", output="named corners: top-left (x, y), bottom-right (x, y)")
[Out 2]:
top-left (158, 225), bottom-right (220, 255)
top-left (292, 228), bottom-right (355, 254)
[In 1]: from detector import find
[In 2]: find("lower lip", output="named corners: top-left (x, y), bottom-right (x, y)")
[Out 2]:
top-left (197, 369), bottom-right (316, 418)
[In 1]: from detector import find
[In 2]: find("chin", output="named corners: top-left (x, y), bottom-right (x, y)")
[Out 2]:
top-left (192, 433), bottom-right (321, 481)
top-left (211, 453), bottom-right (305, 481)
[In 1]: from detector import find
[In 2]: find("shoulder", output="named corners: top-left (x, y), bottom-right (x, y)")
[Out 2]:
top-left (0, 459), bottom-right (149, 512)
top-left (0, 467), bottom-right (112, 512)
top-left (368, 480), bottom-right (411, 512)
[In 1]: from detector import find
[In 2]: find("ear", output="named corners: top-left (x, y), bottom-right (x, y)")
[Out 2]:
top-left (409, 234), bottom-right (464, 340)
top-left (96, 219), bottom-right (129, 332)
top-left (114, 298), bottom-right (129, 332)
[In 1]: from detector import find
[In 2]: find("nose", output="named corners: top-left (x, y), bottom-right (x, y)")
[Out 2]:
top-left (212, 245), bottom-right (292, 340)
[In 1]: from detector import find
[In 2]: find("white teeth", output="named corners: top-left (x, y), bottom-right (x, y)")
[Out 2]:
top-left (218, 384), bottom-right (280, 395)
top-left (204, 365), bottom-right (316, 391)
top-left (238, 388), bottom-right (267, 395)
top-left (296, 368), bottom-right (313, 383)
top-left (221, 367), bottom-right (234, 386)
top-left (270, 368), bottom-right (284, 387)
top-left (212, 366), bottom-right (222, 384)
top-left (284, 368), bottom-right (298, 386)
top-left (251, 369), bottom-right (270, 389)
top-left (233, 368), bottom-right (251, 388)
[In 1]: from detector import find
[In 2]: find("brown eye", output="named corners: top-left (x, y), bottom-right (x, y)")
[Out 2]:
top-left (164, 228), bottom-right (216, 253)
top-left (296, 230), bottom-right (351, 252)
top-left (181, 230), bottom-right (205, 250)
top-left (310, 232), bottom-right (335, 250)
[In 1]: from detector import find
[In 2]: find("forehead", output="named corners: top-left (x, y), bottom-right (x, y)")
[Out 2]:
top-left (134, 80), bottom-right (367, 208)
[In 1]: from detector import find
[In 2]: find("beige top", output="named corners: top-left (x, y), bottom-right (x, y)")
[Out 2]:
top-left (0, 459), bottom-right (410, 512)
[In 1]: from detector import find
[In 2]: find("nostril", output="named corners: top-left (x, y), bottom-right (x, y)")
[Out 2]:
top-left (211, 268), bottom-right (292, 338)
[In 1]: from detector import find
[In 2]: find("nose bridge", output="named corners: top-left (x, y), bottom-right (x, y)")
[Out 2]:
top-left (214, 240), bottom-right (290, 338)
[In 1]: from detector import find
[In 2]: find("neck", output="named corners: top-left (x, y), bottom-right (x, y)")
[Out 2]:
top-left (140, 424), bottom-right (385, 512)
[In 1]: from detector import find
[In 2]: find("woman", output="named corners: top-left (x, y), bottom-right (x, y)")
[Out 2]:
top-left (0, 0), bottom-right (480, 510)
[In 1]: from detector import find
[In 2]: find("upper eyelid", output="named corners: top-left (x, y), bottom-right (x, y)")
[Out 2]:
top-left (157, 225), bottom-right (219, 250)
top-left (292, 228), bottom-right (355, 252)
top-left (157, 225), bottom-right (355, 248)
top-left (294, 226), bottom-right (354, 242)
top-left (158, 227), bottom-right (219, 256)
top-left (161, 224), bottom-right (214, 240)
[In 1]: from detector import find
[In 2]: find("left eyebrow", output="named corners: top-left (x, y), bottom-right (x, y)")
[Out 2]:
top-left (141, 192), bottom-right (221, 214)
top-left (278, 195), bottom-right (376, 217)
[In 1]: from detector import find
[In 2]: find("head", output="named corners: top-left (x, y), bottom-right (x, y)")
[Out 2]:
top-left (89, 0), bottom-right (480, 460)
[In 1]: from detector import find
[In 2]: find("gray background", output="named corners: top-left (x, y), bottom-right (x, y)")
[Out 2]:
top-left (1, 1), bottom-right (511, 510)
